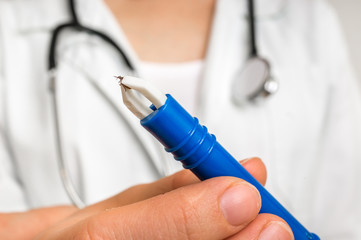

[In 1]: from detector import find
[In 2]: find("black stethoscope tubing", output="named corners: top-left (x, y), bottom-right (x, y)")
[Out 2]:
top-left (48, 0), bottom-right (259, 72)
top-left (248, 0), bottom-right (258, 57)
top-left (48, 0), bottom-right (135, 72)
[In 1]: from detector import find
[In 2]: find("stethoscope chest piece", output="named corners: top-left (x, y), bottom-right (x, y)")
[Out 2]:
top-left (231, 57), bottom-right (279, 106)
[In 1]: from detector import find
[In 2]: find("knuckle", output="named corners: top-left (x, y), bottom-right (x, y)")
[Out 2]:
top-left (123, 183), bottom-right (147, 195)
top-left (76, 218), bottom-right (112, 240)
top-left (113, 183), bottom-right (148, 204)
top-left (75, 220), bottom-right (95, 240)
top-left (171, 170), bottom-right (192, 189)
top-left (167, 188), bottom-right (204, 240)
top-left (0, 214), bottom-right (9, 229)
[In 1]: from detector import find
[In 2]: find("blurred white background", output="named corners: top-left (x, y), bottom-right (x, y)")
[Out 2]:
top-left (329, 0), bottom-right (361, 83)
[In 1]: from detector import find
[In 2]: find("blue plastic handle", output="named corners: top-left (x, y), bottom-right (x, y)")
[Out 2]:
top-left (141, 95), bottom-right (320, 240)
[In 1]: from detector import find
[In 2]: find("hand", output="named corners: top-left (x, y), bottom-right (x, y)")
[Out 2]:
top-left (1, 158), bottom-right (294, 240)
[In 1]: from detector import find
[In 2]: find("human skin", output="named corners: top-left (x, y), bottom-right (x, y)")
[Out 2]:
top-left (104, 0), bottom-right (216, 62)
top-left (0, 158), bottom-right (293, 240)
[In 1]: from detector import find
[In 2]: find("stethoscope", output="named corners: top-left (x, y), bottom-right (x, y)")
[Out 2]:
top-left (48, 0), bottom-right (278, 208)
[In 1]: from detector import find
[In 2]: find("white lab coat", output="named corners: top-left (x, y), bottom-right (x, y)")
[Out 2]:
top-left (1, 0), bottom-right (361, 239)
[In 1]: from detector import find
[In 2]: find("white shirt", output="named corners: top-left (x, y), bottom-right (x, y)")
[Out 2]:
top-left (140, 60), bottom-right (204, 115)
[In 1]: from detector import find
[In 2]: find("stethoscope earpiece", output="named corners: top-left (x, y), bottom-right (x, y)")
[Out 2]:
top-left (232, 57), bottom-right (278, 106)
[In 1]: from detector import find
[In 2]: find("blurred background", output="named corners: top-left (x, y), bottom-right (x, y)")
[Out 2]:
top-left (329, 0), bottom-right (361, 82)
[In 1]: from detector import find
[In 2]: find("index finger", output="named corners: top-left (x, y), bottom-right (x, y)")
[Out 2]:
top-left (85, 157), bottom-right (266, 214)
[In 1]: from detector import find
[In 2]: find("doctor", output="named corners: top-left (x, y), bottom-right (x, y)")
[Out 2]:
top-left (1, 0), bottom-right (361, 239)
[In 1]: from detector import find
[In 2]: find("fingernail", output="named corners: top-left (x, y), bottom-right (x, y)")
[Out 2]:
top-left (239, 158), bottom-right (252, 164)
top-left (258, 221), bottom-right (294, 240)
top-left (220, 183), bottom-right (261, 226)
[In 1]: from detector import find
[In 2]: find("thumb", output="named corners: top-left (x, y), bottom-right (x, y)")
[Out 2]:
top-left (80, 177), bottom-right (262, 239)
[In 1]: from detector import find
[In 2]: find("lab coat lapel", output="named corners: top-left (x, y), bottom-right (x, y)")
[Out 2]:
top-left (60, 0), bottom-right (169, 177)
top-left (199, 0), bottom-right (248, 123)
top-left (14, 0), bottom-right (68, 33)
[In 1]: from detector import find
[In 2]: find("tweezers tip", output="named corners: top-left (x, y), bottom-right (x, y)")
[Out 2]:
top-left (114, 76), bottom-right (124, 85)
